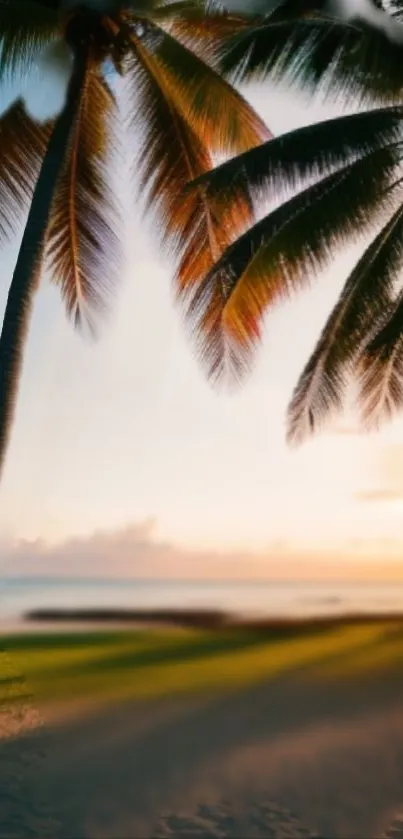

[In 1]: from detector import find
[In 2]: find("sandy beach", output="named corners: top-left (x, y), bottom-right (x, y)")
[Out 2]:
top-left (2, 621), bottom-right (403, 838)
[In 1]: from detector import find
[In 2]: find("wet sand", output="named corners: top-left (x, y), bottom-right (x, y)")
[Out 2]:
top-left (2, 657), bottom-right (403, 838)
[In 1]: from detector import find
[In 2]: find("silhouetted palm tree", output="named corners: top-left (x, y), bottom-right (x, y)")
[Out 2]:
top-left (192, 0), bottom-right (403, 442)
top-left (0, 0), bottom-right (269, 478)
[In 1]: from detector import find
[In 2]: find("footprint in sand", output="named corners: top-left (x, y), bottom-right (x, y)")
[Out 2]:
top-left (153, 799), bottom-right (318, 838)
top-left (382, 814), bottom-right (403, 838)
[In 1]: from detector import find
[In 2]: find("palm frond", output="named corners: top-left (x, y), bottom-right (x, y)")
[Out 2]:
top-left (162, 6), bottom-right (253, 65)
top-left (218, 4), bottom-right (403, 104)
top-left (125, 40), bottom-right (253, 379)
top-left (0, 99), bottom-right (50, 242)
top-left (46, 66), bottom-right (120, 332)
top-left (193, 143), bottom-right (401, 381)
top-left (357, 286), bottom-right (403, 429)
top-left (191, 105), bottom-right (403, 209)
top-left (126, 20), bottom-right (271, 154)
top-left (0, 0), bottom-right (59, 79)
top-left (146, 0), bottom-right (206, 18)
top-left (134, 0), bottom-right (203, 12)
top-left (287, 200), bottom-right (403, 444)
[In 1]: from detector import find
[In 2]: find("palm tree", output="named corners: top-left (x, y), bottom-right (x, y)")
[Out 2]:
top-left (0, 0), bottom-right (270, 479)
top-left (189, 0), bottom-right (403, 442)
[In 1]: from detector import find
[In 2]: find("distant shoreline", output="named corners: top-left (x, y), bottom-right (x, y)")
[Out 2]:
top-left (10, 607), bottom-right (403, 632)
top-left (4, 578), bottom-right (403, 633)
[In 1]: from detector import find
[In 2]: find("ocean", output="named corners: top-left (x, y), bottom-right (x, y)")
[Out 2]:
top-left (2, 577), bottom-right (403, 626)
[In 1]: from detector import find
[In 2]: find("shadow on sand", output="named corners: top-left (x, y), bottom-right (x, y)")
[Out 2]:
top-left (2, 666), bottom-right (403, 838)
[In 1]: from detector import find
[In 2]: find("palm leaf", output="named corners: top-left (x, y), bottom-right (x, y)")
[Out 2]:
top-left (0, 41), bottom-right (90, 480)
top-left (164, 7), bottom-right (253, 65)
top-left (357, 288), bottom-right (403, 428)
top-left (0, 0), bottom-right (58, 78)
top-left (124, 0), bottom-right (206, 22)
top-left (191, 105), bottom-right (403, 210)
top-left (133, 0), bottom-right (203, 12)
top-left (46, 66), bottom-right (120, 332)
top-left (0, 99), bottom-right (50, 242)
top-left (218, 4), bottom-right (403, 104)
top-left (287, 201), bottom-right (403, 444)
top-left (146, 0), bottom-right (206, 18)
top-left (125, 38), bottom-right (253, 379)
top-left (193, 143), bottom-right (402, 381)
top-left (126, 19), bottom-right (271, 154)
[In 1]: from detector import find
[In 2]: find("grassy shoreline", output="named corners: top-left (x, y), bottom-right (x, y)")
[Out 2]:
top-left (2, 614), bottom-right (403, 722)
top-left (17, 606), bottom-right (403, 628)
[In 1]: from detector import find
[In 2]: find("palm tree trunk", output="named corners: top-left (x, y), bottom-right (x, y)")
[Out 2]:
top-left (0, 46), bottom-right (88, 481)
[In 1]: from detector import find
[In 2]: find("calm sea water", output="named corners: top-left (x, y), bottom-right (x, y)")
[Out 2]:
top-left (1, 577), bottom-right (403, 624)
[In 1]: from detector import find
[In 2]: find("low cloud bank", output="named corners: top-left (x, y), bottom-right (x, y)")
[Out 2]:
top-left (1, 520), bottom-right (274, 580)
top-left (1, 520), bottom-right (403, 581)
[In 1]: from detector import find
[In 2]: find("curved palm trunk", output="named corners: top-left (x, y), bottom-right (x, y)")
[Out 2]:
top-left (0, 46), bottom-right (87, 480)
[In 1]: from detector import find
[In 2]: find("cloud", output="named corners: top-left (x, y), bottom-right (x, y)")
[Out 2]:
top-left (0, 520), bottom-right (280, 581)
top-left (355, 489), bottom-right (403, 504)
top-left (330, 421), bottom-right (361, 437)
top-left (332, 0), bottom-right (403, 42)
top-left (356, 443), bottom-right (403, 505)
top-left (228, 0), bottom-right (403, 43)
top-left (2, 521), bottom-right (403, 583)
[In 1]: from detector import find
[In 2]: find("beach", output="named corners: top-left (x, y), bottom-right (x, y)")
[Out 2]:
top-left (2, 617), bottom-right (403, 838)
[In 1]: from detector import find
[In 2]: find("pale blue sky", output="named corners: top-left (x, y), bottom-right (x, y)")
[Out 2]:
top-left (1, 72), bottom-right (403, 578)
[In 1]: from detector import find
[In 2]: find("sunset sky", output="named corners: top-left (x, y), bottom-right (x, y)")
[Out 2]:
top-left (1, 67), bottom-right (403, 580)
